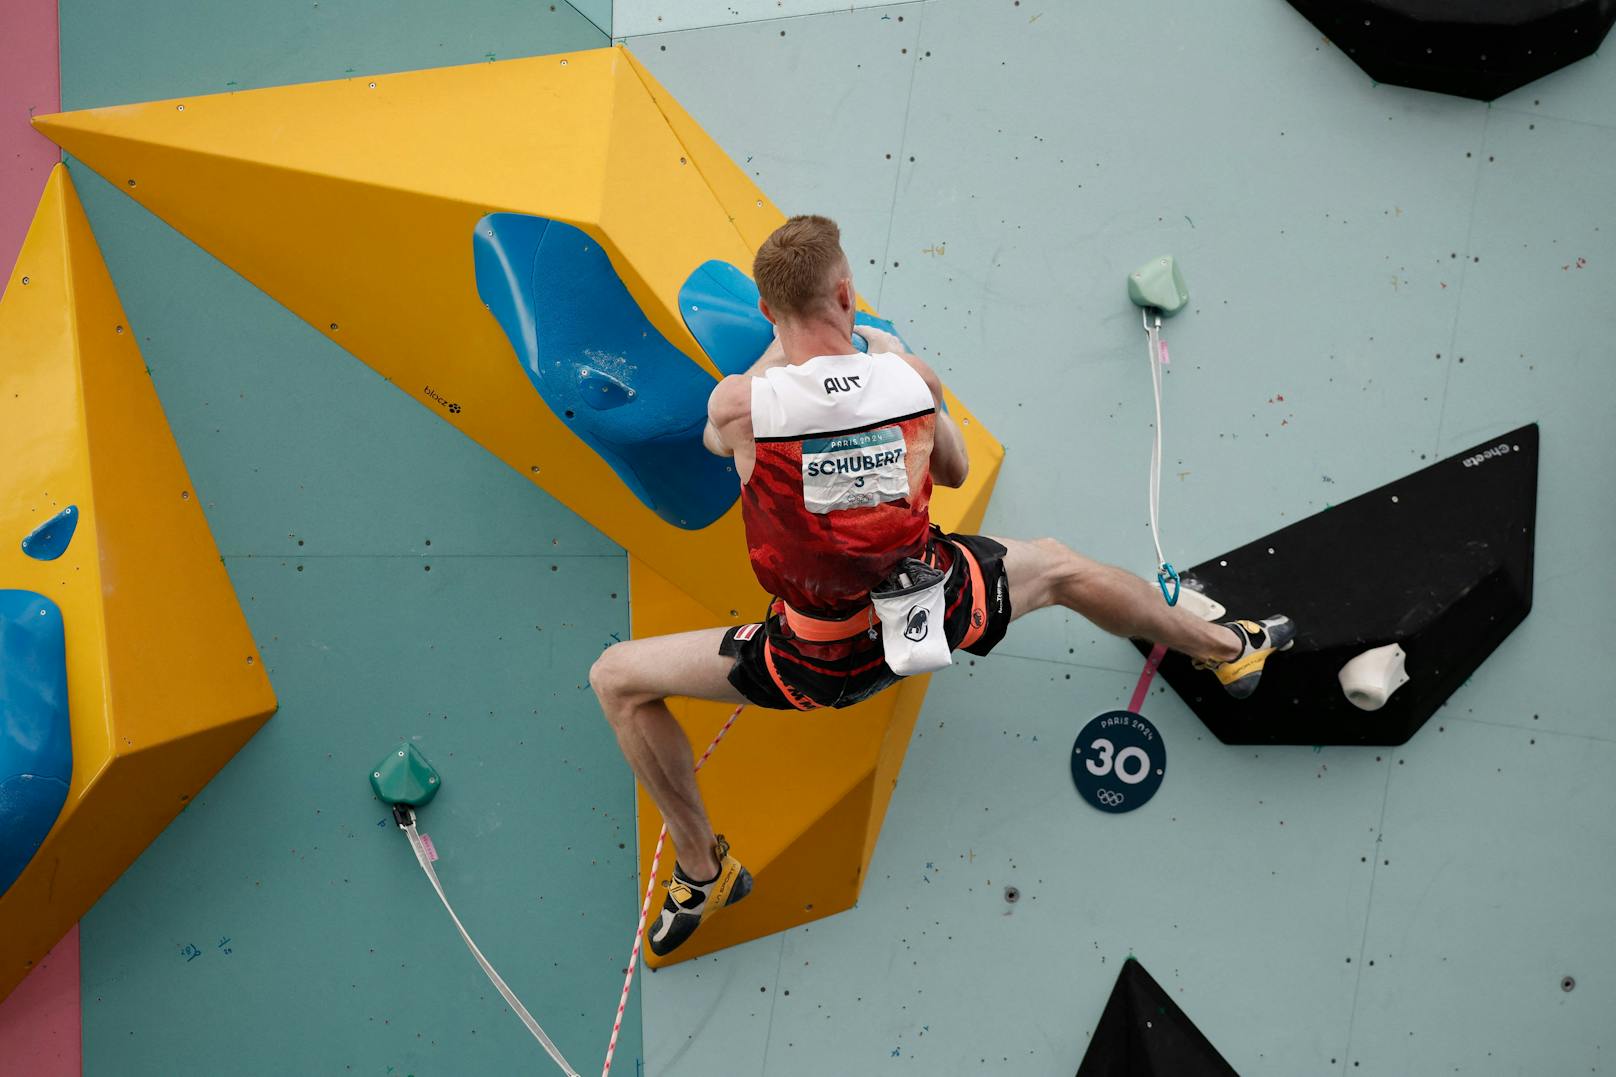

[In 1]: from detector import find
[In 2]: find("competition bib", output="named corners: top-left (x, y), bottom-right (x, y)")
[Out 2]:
top-left (800, 426), bottom-right (910, 514)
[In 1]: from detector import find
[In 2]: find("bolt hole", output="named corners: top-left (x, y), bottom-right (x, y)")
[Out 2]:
top-left (1003, 886), bottom-right (1020, 904)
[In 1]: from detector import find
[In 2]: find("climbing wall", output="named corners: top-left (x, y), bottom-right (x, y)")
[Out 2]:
top-left (8, 1), bottom-right (1612, 1075)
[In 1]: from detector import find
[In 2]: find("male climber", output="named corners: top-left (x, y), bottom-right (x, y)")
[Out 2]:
top-left (589, 215), bottom-right (1293, 957)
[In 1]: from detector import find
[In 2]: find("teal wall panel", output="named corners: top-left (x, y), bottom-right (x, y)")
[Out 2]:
top-left (614, 0), bottom-right (901, 38)
top-left (1434, 111), bottom-right (1616, 744)
top-left (626, 7), bottom-right (920, 305)
top-left (568, 0), bottom-right (612, 38)
top-left (83, 553), bottom-right (636, 1073)
top-left (61, 0), bottom-right (605, 102)
top-left (1348, 719), bottom-right (1616, 1074)
top-left (79, 557), bottom-right (635, 1076)
top-left (629, 2), bottom-right (1616, 1074)
top-left (57, 2), bottom-right (636, 1075)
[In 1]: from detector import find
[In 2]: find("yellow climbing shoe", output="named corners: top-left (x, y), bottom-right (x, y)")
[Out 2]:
top-left (647, 834), bottom-right (752, 957)
top-left (1196, 615), bottom-right (1297, 700)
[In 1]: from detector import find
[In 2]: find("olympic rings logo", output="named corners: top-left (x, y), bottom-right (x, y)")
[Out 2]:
top-left (1095, 789), bottom-right (1126, 807)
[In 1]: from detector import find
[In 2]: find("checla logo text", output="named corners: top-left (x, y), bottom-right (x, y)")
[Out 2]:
top-left (1462, 442), bottom-right (1510, 468)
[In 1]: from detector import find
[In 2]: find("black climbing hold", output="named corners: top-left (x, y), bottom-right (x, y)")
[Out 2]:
top-left (1285, 0), bottom-right (1616, 101)
top-left (1136, 424), bottom-right (1538, 746)
top-left (1075, 957), bottom-right (1238, 1076)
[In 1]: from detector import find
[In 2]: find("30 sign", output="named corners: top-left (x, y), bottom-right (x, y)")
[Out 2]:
top-left (1070, 710), bottom-right (1166, 814)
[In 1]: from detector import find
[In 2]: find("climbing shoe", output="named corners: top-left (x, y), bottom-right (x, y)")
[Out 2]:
top-left (1195, 615), bottom-right (1296, 700)
top-left (647, 835), bottom-right (753, 958)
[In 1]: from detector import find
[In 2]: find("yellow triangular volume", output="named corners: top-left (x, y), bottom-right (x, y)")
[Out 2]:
top-left (0, 166), bottom-right (277, 1002)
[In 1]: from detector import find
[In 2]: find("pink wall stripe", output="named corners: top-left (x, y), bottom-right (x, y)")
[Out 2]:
top-left (0, 1), bottom-right (76, 1069)
top-left (1, 0), bottom-right (61, 292)
top-left (0, 924), bottom-right (82, 1075)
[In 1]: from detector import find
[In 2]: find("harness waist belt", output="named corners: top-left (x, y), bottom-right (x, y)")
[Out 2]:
top-left (776, 556), bottom-right (958, 643)
top-left (777, 599), bottom-right (875, 642)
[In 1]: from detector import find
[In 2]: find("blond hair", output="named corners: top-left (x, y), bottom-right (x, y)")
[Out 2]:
top-left (753, 215), bottom-right (847, 319)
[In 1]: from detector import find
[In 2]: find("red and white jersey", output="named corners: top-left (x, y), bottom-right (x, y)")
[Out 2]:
top-left (742, 352), bottom-right (936, 615)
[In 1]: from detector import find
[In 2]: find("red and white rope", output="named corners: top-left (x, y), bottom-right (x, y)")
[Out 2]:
top-left (601, 703), bottom-right (746, 1077)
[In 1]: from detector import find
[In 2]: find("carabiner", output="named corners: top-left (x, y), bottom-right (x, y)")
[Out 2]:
top-left (1156, 562), bottom-right (1180, 607)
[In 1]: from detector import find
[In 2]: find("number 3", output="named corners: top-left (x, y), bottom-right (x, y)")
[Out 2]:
top-left (1085, 739), bottom-right (1114, 777)
top-left (1085, 738), bottom-right (1150, 785)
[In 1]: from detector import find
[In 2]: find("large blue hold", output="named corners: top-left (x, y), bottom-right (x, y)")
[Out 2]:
top-left (0, 591), bottom-right (73, 897)
top-left (474, 215), bottom-right (741, 530)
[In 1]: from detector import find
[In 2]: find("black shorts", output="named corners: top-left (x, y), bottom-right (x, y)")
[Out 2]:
top-left (718, 529), bottom-right (1012, 711)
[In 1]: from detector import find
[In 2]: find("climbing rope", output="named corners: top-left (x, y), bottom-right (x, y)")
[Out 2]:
top-left (1143, 308), bottom-right (1179, 606)
top-left (601, 703), bottom-right (746, 1077)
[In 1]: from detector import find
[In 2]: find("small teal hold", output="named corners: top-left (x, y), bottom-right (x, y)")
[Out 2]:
top-left (370, 743), bottom-right (442, 807)
top-left (20, 506), bottom-right (78, 562)
top-left (1127, 255), bottom-right (1189, 316)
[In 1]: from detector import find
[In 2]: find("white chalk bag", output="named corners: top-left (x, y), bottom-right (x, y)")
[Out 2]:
top-left (870, 558), bottom-right (953, 676)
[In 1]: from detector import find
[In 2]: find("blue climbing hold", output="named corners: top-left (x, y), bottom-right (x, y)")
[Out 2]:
top-left (474, 215), bottom-right (739, 530)
top-left (20, 505), bottom-right (78, 562)
top-left (678, 260), bottom-right (775, 377)
top-left (0, 591), bottom-right (73, 897)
